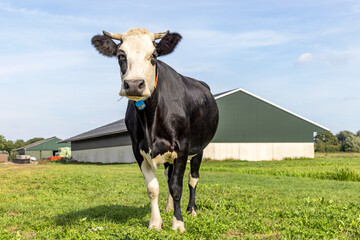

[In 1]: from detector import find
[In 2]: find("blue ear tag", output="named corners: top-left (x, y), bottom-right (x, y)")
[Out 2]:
top-left (135, 100), bottom-right (146, 110)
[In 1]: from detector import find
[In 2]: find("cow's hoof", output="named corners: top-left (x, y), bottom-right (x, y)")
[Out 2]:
top-left (186, 207), bottom-right (197, 216)
top-left (149, 222), bottom-right (163, 230)
top-left (172, 216), bottom-right (185, 232)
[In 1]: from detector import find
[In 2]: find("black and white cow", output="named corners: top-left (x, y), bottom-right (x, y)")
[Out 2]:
top-left (91, 28), bottom-right (218, 231)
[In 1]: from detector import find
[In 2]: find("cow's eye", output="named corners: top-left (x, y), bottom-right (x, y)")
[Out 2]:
top-left (150, 53), bottom-right (157, 65)
top-left (117, 50), bottom-right (127, 62)
top-left (118, 54), bottom-right (126, 62)
top-left (117, 52), bottom-right (127, 74)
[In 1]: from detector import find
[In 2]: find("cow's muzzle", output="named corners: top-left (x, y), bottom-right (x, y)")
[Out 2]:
top-left (124, 79), bottom-right (145, 97)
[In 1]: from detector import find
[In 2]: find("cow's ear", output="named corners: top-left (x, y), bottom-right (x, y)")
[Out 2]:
top-left (155, 32), bottom-right (182, 56)
top-left (91, 35), bottom-right (119, 57)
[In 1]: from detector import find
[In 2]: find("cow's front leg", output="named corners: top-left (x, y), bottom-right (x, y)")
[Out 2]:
top-left (140, 160), bottom-right (162, 230)
top-left (169, 155), bottom-right (187, 232)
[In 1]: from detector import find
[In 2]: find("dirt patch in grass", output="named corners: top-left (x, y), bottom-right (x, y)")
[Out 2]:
top-left (254, 233), bottom-right (281, 239)
top-left (7, 226), bottom-right (18, 233)
top-left (225, 231), bottom-right (281, 239)
top-left (7, 226), bottom-right (36, 239)
top-left (23, 231), bottom-right (36, 239)
top-left (0, 162), bottom-right (55, 171)
top-left (7, 211), bottom-right (18, 216)
top-left (1, 162), bottom-right (34, 168)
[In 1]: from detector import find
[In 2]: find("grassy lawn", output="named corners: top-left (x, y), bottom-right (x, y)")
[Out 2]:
top-left (1, 153), bottom-right (360, 239)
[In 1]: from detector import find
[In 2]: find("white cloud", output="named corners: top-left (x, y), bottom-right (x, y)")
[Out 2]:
top-left (183, 29), bottom-right (289, 50)
top-left (0, 3), bottom-right (45, 15)
top-left (0, 3), bottom-right (106, 25)
top-left (295, 52), bottom-right (349, 65)
top-left (0, 50), bottom-right (87, 80)
top-left (296, 53), bottom-right (314, 63)
top-left (342, 96), bottom-right (358, 101)
top-left (230, 30), bottom-right (289, 48)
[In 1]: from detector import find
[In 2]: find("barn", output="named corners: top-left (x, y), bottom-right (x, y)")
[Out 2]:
top-left (60, 120), bottom-right (135, 163)
top-left (61, 88), bottom-right (328, 163)
top-left (15, 137), bottom-right (70, 160)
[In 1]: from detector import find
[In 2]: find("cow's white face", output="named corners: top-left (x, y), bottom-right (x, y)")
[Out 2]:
top-left (118, 29), bottom-right (157, 101)
top-left (91, 28), bottom-right (182, 101)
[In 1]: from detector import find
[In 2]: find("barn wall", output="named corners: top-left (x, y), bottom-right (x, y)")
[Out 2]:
top-left (26, 150), bottom-right (53, 160)
top-left (203, 142), bottom-right (314, 161)
top-left (71, 133), bottom-right (131, 151)
top-left (214, 91), bottom-right (326, 143)
top-left (72, 145), bottom-right (136, 163)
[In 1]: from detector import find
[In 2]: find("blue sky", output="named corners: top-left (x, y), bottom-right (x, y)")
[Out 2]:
top-left (0, 0), bottom-right (359, 141)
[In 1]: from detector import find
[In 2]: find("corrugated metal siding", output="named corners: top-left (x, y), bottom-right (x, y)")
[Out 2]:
top-left (25, 150), bottom-right (40, 160)
top-left (27, 138), bottom-right (70, 151)
top-left (72, 146), bottom-right (136, 163)
top-left (213, 91), bottom-right (326, 143)
top-left (71, 132), bottom-right (132, 151)
top-left (25, 150), bottom-right (53, 160)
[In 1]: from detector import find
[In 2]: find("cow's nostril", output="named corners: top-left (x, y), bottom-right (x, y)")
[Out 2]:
top-left (124, 81), bottom-right (130, 89)
top-left (138, 81), bottom-right (145, 90)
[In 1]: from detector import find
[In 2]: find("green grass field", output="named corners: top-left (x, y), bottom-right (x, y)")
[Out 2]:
top-left (1, 153), bottom-right (360, 239)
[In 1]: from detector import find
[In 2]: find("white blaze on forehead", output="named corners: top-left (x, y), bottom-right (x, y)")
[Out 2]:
top-left (119, 28), bottom-right (156, 99)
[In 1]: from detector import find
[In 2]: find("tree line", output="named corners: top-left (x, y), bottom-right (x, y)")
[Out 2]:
top-left (314, 130), bottom-right (360, 153)
top-left (0, 135), bottom-right (45, 158)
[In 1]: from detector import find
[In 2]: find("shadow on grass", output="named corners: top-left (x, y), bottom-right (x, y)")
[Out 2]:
top-left (55, 204), bottom-right (149, 226)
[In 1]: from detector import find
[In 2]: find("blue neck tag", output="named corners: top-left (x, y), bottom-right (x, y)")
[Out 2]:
top-left (135, 100), bottom-right (146, 110)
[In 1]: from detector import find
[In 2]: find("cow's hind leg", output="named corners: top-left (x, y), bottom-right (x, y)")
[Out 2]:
top-left (169, 154), bottom-right (187, 232)
top-left (140, 160), bottom-right (162, 230)
top-left (164, 163), bottom-right (174, 212)
top-left (187, 151), bottom-right (202, 216)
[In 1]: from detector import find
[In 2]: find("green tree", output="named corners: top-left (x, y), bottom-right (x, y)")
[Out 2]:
top-left (314, 131), bottom-right (340, 153)
top-left (2, 140), bottom-right (15, 156)
top-left (0, 135), bottom-right (5, 152)
top-left (26, 137), bottom-right (45, 145)
top-left (337, 131), bottom-right (353, 143)
top-left (14, 139), bottom-right (26, 149)
top-left (336, 131), bottom-right (360, 152)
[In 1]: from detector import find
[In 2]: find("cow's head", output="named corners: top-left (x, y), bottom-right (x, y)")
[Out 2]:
top-left (91, 28), bottom-right (182, 101)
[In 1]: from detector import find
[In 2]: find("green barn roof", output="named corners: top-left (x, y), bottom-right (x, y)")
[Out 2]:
top-left (16, 137), bottom-right (70, 151)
